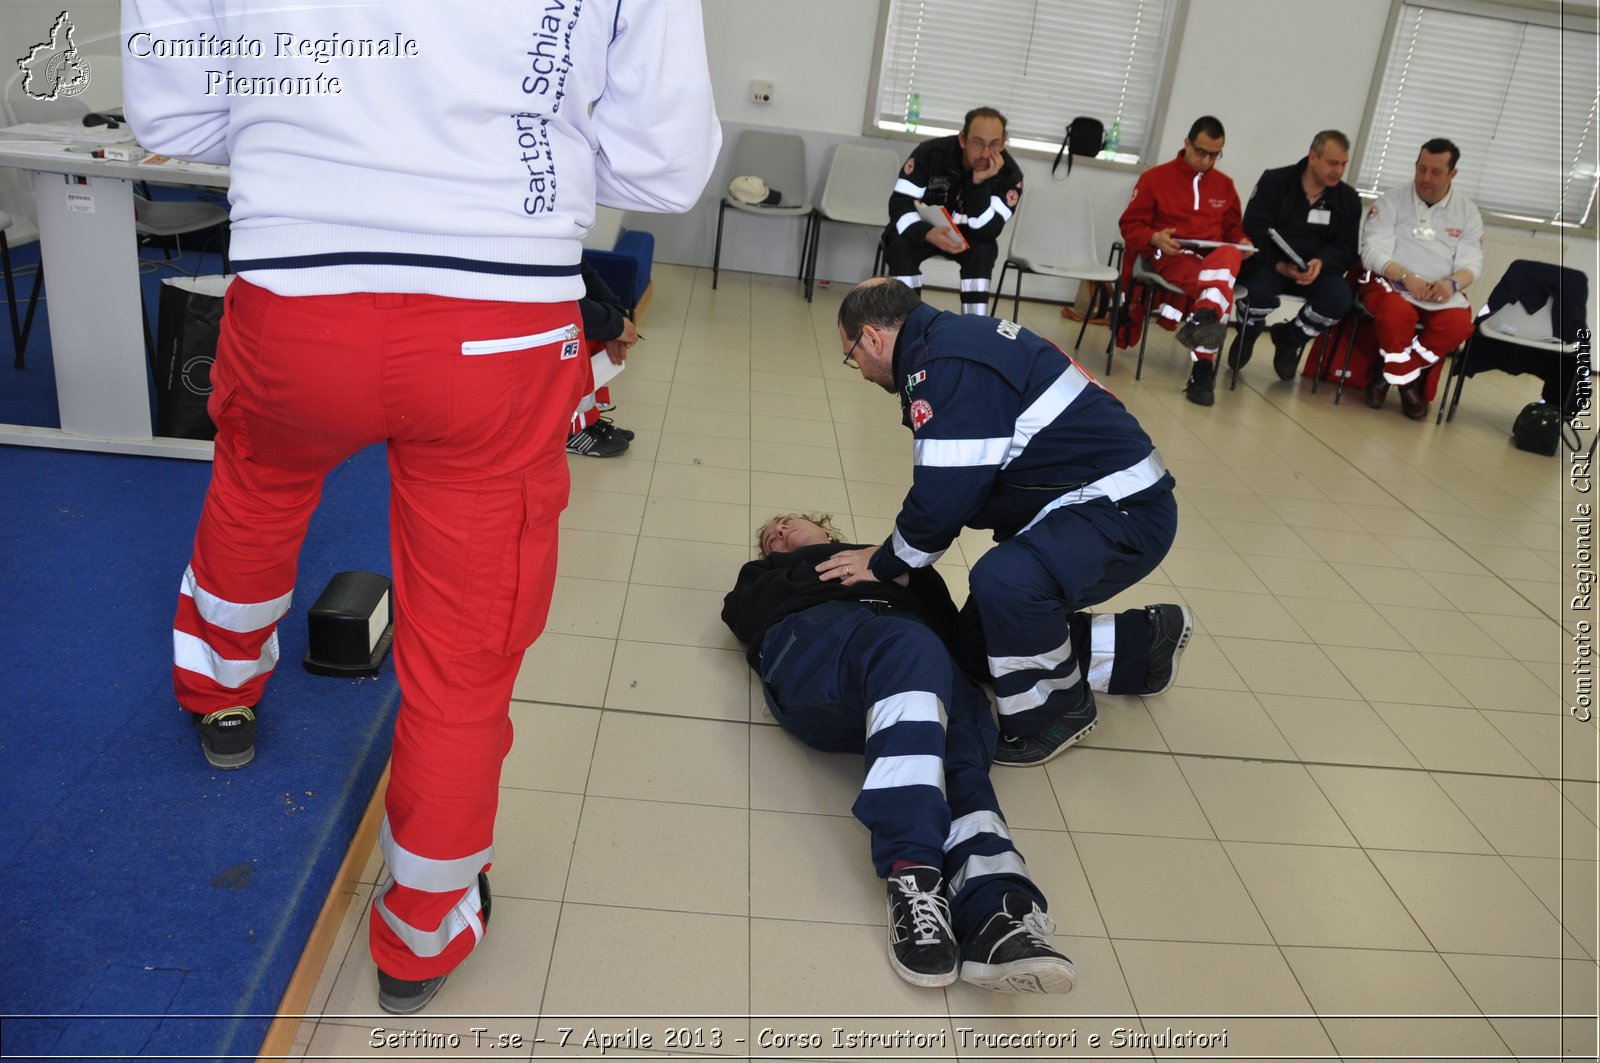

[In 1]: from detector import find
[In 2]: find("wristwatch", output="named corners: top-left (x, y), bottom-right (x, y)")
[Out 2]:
top-left (1450, 278), bottom-right (1460, 293)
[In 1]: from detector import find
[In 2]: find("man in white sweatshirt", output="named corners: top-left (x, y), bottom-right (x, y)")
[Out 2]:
top-left (1358, 138), bottom-right (1484, 420)
top-left (122, 0), bottom-right (720, 1014)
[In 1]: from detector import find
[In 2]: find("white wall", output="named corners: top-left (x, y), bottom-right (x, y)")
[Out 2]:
top-left (638, 0), bottom-right (1595, 315)
top-left (648, 0), bottom-right (1397, 288)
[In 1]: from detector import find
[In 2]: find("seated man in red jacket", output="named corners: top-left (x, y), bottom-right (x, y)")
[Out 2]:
top-left (1118, 115), bottom-right (1254, 406)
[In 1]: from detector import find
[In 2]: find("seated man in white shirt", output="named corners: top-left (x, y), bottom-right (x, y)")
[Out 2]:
top-left (1358, 138), bottom-right (1484, 420)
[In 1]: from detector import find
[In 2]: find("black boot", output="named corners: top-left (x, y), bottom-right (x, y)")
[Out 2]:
top-left (1185, 358), bottom-right (1217, 406)
top-left (1270, 321), bottom-right (1307, 381)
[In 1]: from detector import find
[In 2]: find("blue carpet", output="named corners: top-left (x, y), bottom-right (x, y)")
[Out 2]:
top-left (0, 443), bottom-right (397, 1060)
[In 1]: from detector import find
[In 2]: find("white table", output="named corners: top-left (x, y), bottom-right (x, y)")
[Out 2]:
top-left (0, 140), bottom-right (228, 460)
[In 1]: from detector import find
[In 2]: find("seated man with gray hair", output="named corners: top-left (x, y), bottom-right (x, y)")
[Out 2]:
top-left (1230, 130), bottom-right (1362, 379)
top-left (722, 512), bottom-right (1076, 994)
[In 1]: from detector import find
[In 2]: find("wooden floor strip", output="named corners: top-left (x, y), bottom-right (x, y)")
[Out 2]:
top-left (255, 763), bottom-right (388, 1062)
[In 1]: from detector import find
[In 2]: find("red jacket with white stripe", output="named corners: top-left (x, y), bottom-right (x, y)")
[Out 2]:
top-left (1118, 151), bottom-right (1246, 257)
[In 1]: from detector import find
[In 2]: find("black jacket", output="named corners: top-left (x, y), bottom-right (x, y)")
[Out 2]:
top-left (1242, 159), bottom-right (1361, 276)
top-left (579, 261), bottom-right (627, 343)
top-left (889, 135), bottom-right (1025, 247)
top-left (720, 542), bottom-right (958, 668)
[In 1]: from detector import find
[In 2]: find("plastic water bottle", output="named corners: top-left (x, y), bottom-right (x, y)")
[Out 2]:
top-left (1103, 121), bottom-right (1121, 160)
top-left (905, 93), bottom-right (921, 133)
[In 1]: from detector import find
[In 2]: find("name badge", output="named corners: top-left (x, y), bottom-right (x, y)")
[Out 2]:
top-left (1307, 208), bottom-right (1331, 225)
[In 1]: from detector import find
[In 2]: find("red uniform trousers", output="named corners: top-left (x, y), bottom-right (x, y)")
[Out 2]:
top-left (1359, 278), bottom-right (1474, 386)
top-left (1150, 245), bottom-right (1243, 361)
top-left (173, 278), bottom-right (584, 980)
top-left (569, 337), bottom-right (612, 435)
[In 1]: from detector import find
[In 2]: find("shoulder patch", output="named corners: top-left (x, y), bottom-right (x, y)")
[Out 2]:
top-left (906, 369), bottom-right (926, 392)
top-left (909, 398), bottom-right (934, 431)
top-left (1005, 188), bottom-right (1019, 207)
top-left (904, 157), bottom-right (915, 175)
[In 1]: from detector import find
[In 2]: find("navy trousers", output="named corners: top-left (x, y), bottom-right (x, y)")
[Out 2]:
top-left (962, 492), bottom-right (1178, 737)
top-left (1236, 257), bottom-right (1353, 344)
top-left (758, 601), bottom-right (1043, 942)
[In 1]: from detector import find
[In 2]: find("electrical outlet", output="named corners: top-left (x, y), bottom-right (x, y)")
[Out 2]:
top-left (750, 79), bottom-right (774, 104)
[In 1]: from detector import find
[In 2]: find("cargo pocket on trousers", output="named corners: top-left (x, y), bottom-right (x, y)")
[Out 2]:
top-left (205, 374), bottom-right (253, 459)
top-left (499, 460), bottom-right (570, 655)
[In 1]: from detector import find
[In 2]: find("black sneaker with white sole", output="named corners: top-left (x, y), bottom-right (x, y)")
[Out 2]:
top-left (992, 691), bottom-right (1097, 768)
top-left (566, 423), bottom-right (628, 457)
top-left (960, 891), bottom-right (1077, 994)
top-left (195, 705), bottom-right (256, 770)
top-left (1140, 603), bottom-right (1194, 696)
top-left (377, 872), bottom-right (492, 1015)
top-left (884, 865), bottom-right (959, 987)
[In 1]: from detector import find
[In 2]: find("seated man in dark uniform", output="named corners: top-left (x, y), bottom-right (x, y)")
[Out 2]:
top-left (883, 106), bottom-right (1024, 315)
top-left (1229, 130), bottom-right (1362, 379)
top-left (722, 512), bottom-right (1076, 995)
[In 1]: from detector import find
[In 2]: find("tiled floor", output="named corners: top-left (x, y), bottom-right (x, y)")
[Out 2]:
top-left (287, 266), bottom-right (1596, 1061)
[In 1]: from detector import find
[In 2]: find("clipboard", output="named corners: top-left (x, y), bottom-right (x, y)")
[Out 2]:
top-left (916, 202), bottom-right (969, 251)
top-left (1175, 238), bottom-right (1255, 253)
top-left (1267, 227), bottom-right (1309, 270)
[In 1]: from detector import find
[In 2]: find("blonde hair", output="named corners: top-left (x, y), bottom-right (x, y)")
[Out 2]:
top-left (756, 512), bottom-right (842, 556)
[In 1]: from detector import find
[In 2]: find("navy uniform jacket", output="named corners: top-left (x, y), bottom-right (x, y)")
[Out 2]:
top-left (866, 304), bottom-right (1175, 582)
top-left (889, 135), bottom-right (1025, 248)
top-left (1242, 158), bottom-right (1361, 276)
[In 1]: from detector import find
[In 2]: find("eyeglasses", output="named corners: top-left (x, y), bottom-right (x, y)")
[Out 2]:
top-left (1190, 145), bottom-right (1223, 161)
top-left (842, 331), bottom-right (865, 369)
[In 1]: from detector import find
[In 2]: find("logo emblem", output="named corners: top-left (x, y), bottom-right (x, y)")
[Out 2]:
top-left (17, 11), bottom-right (91, 101)
top-left (561, 340), bottom-right (580, 360)
top-left (909, 399), bottom-right (933, 431)
top-left (1005, 189), bottom-right (1019, 207)
top-left (904, 158), bottom-right (915, 175)
top-left (1446, 227), bottom-right (1463, 238)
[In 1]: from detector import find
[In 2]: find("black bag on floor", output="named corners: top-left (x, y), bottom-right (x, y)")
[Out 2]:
top-left (153, 275), bottom-right (233, 440)
top-left (1511, 401), bottom-right (1563, 456)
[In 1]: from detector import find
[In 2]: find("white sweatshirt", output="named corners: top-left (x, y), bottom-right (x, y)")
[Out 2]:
top-left (1360, 182), bottom-right (1485, 311)
top-left (121, 0), bottom-right (721, 301)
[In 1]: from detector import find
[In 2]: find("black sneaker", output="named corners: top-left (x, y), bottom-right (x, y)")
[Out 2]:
top-left (1270, 321), bottom-right (1306, 381)
top-left (377, 872), bottom-right (492, 1015)
top-left (884, 866), bottom-right (959, 987)
top-left (960, 891), bottom-right (1077, 994)
top-left (993, 691), bottom-right (1097, 768)
top-left (1184, 359), bottom-right (1216, 407)
top-left (194, 705), bottom-right (256, 770)
top-left (1174, 307), bottom-right (1226, 352)
top-left (595, 416), bottom-right (635, 442)
top-left (566, 423), bottom-right (628, 457)
top-left (1140, 603), bottom-right (1194, 696)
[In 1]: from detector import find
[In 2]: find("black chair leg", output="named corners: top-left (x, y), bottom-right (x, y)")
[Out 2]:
top-left (1228, 294), bottom-right (1247, 391)
top-left (1332, 317), bottom-right (1360, 405)
top-left (711, 200), bottom-right (727, 290)
top-left (1106, 273), bottom-right (1129, 374)
top-left (797, 213), bottom-right (811, 282)
top-left (1441, 335), bottom-right (1473, 424)
top-left (802, 212), bottom-right (819, 302)
top-left (2, 233), bottom-right (44, 370)
top-left (1134, 286), bottom-right (1151, 380)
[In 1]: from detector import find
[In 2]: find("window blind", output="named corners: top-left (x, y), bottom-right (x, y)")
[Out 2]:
top-left (1358, 2), bottom-right (1599, 226)
top-left (871, 0), bottom-right (1178, 161)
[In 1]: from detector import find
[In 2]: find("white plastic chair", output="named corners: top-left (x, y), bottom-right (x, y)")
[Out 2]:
top-left (802, 144), bottom-right (901, 301)
top-left (1438, 295), bottom-right (1582, 426)
top-left (992, 183), bottom-right (1119, 347)
top-left (711, 130), bottom-right (812, 290)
